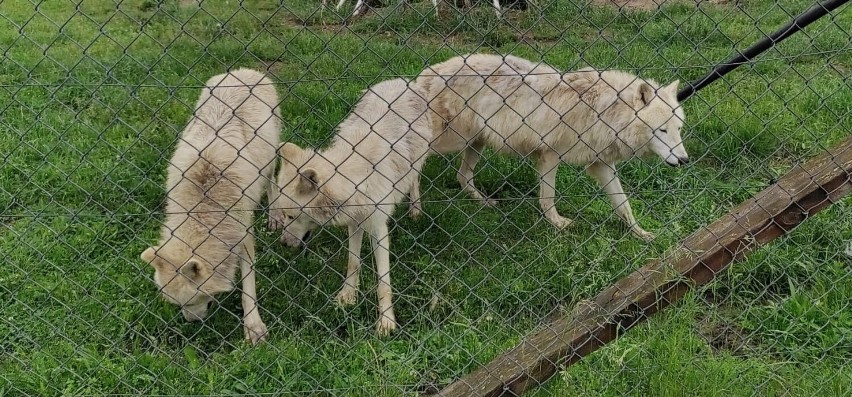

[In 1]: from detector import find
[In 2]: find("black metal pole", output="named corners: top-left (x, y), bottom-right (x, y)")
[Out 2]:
top-left (678, 0), bottom-right (850, 102)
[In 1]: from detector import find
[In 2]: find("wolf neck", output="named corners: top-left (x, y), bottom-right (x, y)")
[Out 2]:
top-left (292, 134), bottom-right (384, 225)
top-left (163, 207), bottom-right (246, 246)
top-left (315, 133), bottom-right (377, 192)
top-left (609, 123), bottom-right (653, 162)
top-left (162, 176), bottom-right (250, 253)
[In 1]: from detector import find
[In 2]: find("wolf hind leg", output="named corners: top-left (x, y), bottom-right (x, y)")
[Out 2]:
top-left (536, 151), bottom-right (573, 229)
top-left (457, 141), bottom-right (497, 207)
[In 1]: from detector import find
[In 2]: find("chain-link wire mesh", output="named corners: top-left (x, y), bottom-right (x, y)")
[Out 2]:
top-left (1, 1), bottom-right (850, 396)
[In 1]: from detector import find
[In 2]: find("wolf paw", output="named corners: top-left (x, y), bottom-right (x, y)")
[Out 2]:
top-left (408, 203), bottom-right (422, 219)
top-left (633, 228), bottom-right (656, 242)
top-left (375, 314), bottom-right (397, 337)
top-left (482, 198), bottom-right (499, 207)
top-left (548, 215), bottom-right (574, 230)
top-left (335, 287), bottom-right (358, 307)
top-left (244, 320), bottom-right (268, 345)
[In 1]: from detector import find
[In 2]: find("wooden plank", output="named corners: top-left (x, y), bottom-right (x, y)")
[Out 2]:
top-left (433, 136), bottom-right (852, 397)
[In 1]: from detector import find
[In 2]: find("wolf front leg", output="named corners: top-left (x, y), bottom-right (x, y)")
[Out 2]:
top-left (368, 219), bottom-right (397, 336)
top-left (536, 151), bottom-right (573, 229)
top-left (351, 0), bottom-right (367, 16)
top-left (266, 164), bottom-right (286, 231)
top-left (586, 161), bottom-right (655, 242)
top-left (335, 224), bottom-right (364, 306)
top-left (240, 232), bottom-right (268, 344)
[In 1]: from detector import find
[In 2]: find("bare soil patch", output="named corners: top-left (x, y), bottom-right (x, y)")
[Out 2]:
top-left (593, 0), bottom-right (733, 10)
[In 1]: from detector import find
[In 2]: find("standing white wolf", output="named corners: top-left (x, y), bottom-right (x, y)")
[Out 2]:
top-left (140, 68), bottom-right (280, 344)
top-left (330, 1), bottom-right (502, 18)
top-left (413, 54), bottom-right (690, 241)
top-left (271, 78), bottom-right (431, 336)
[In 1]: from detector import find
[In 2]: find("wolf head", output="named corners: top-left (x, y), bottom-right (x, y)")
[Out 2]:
top-left (274, 142), bottom-right (336, 248)
top-left (632, 79), bottom-right (689, 167)
top-left (140, 243), bottom-right (234, 321)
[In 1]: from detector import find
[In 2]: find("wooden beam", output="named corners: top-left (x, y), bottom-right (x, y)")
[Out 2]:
top-left (433, 136), bottom-right (852, 397)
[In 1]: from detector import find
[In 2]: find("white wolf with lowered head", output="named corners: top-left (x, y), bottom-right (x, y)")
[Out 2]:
top-left (414, 54), bottom-right (689, 241)
top-left (271, 78), bottom-right (431, 336)
top-left (140, 68), bottom-right (280, 344)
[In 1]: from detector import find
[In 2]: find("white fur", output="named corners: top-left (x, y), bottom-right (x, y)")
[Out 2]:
top-left (333, 1), bottom-right (492, 19)
top-left (273, 78), bottom-right (432, 336)
top-left (413, 54), bottom-right (689, 241)
top-left (140, 68), bottom-right (280, 344)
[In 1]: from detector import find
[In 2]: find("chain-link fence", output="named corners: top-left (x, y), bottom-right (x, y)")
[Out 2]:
top-left (1, 1), bottom-right (850, 396)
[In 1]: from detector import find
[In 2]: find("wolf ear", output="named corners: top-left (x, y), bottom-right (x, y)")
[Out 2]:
top-left (279, 142), bottom-right (303, 159)
top-left (297, 168), bottom-right (320, 194)
top-left (665, 80), bottom-right (680, 96)
top-left (638, 82), bottom-right (655, 106)
top-left (141, 247), bottom-right (158, 265)
top-left (182, 260), bottom-right (234, 294)
top-left (180, 258), bottom-right (201, 278)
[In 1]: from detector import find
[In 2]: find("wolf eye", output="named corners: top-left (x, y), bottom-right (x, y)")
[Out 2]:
top-left (659, 128), bottom-right (668, 133)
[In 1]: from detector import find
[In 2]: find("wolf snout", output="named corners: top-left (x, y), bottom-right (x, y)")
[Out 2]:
top-left (183, 313), bottom-right (202, 322)
top-left (180, 298), bottom-right (214, 321)
top-left (281, 231), bottom-right (311, 249)
top-left (182, 307), bottom-right (207, 322)
top-left (666, 154), bottom-right (690, 167)
top-left (280, 234), bottom-right (301, 248)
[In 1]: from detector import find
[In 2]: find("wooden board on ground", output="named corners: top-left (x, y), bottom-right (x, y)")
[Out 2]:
top-left (432, 136), bottom-right (852, 397)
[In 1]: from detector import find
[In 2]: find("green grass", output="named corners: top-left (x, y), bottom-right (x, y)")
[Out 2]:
top-left (1, 0), bottom-right (850, 395)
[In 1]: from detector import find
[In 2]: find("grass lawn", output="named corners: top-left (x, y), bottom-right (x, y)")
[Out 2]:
top-left (1, 0), bottom-right (850, 395)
